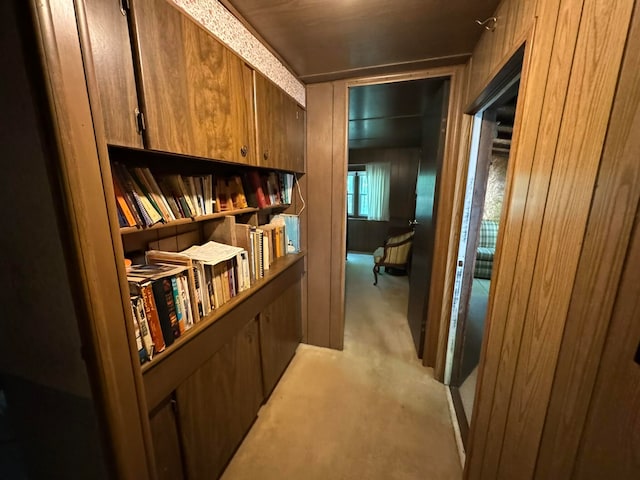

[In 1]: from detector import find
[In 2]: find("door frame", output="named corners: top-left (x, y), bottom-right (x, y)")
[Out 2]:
top-left (327, 65), bottom-right (469, 366)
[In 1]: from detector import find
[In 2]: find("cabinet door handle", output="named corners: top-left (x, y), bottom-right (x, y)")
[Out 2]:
top-left (240, 145), bottom-right (248, 157)
top-left (263, 150), bottom-right (270, 160)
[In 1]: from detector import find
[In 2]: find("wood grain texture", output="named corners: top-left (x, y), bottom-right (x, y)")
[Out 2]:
top-left (497, 0), bottom-right (635, 477)
top-left (259, 280), bottom-right (302, 396)
top-left (477, 1), bottom-right (582, 475)
top-left (255, 72), bottom-right (284, 167)
top-left (305, 82), bottom-right (334, 347)
top-left (330, 79), bottom-right (348, 350)
top-left (82, 0), bottom-right (142, 147)
top-left (27, 0), bottom-right (152, 476)
top-left (130, 0), bottom-right (194, 154)
top-left (228, 56), bottom-right (257, 165)
top-left (176, 318), bottom-right (263, 480)
top-left (464, 2), bottom-right (558, 476)
top-left (131, 0), bottom-right (253, 163)
top-left (149, 399), bottom-right (185, 480)
top-left (143, 255), bottom-right (304, 409)
top-left (571, 209), bottom-right (640, 479)
top-left (535, 5), bottom-right (640, 477)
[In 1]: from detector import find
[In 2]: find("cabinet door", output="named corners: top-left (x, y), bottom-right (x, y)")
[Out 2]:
top-left (175, 318), bottom-right (263, 479)
top-left (82, 0), bottom-right (143, 147)
top-left (255, 72), bottom-right (286, 168)
top-left (149, 399), bottom-right (185, 480)
top-left (129, 0), bottom-right (254, 164)
top-left (259, 281), bottom-right (302, 396)
top-left (287, 104), bottom-right (306, 173)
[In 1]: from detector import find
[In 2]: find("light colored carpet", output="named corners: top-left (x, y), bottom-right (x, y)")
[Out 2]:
top-left (221, 253), bottom-right (462, 480)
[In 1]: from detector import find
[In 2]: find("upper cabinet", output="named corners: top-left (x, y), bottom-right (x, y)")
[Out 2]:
top-left (82, 0), bottom-right (304, 171)
top-left (129, 0), bottom-right (256, 164)
top-left (256, 73), bottom-right (306, 172)
top-left (83, 0), bottom-right (144, 148)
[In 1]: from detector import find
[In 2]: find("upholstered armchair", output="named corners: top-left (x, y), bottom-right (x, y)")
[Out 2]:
top-left (474, 220), bottom-right (499, 279)
top-left (372, 231), bottom-right (414, 285)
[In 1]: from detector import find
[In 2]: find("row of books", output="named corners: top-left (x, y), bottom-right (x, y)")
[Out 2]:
top-left (127, 221), bottom-right (290, 363)
top-left (112, 163), bottom-right (296, 229)
top-left (128, 263), bottom-right (196, 364)
top-left (245, 170), bottom-right (295, 208)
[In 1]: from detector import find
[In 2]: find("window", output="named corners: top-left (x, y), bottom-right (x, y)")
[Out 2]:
top-left (347, 168), bottom-right (368, 218)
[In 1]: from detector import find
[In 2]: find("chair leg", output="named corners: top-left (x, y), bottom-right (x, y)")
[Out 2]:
top-left (373, 265), bottom-right (379, 285)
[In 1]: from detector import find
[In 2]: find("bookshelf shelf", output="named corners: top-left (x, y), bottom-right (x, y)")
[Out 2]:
top-left (119, 206), bottom-right (293, 235)
top-left (119, 208), bottom-right (257, 234)
top-left (141, 252), bottom-right (305, 409)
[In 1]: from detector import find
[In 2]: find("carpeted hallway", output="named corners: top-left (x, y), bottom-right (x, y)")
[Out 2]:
top-left (221, 253), bottom-right (462, 480)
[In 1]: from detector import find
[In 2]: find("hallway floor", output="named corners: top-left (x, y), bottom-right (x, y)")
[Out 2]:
top-left (221, 253), bottom-right (462, 480)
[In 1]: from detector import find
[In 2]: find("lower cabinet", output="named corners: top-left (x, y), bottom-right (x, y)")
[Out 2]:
top-left (259, 281), bottom-right (302, 396)
top-left (149, 399), bottom-right (185, 480)
top-left (146, 262), bottom-right (303, 480)
top-left (175, 317), bottom-right (263, 479)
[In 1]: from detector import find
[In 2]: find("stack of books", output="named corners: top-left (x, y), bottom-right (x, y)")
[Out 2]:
top-left (245, 170), bottom-right (294, 208)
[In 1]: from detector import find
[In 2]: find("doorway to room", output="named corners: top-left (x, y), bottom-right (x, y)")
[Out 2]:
top-left (445, 58), bottom-right (522, 445)
top-left (344, 77), bottom-right (450, 359)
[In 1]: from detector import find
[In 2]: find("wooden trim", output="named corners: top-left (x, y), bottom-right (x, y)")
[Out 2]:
top-left (535, 4), bottom-right (640, 477)
top-left (450, 111), bottom-right (495, 386)
top-left (330, 80), bottom-right (348, 350)
top-left (143, 255), bottom-right (304, 410)
top-left (449, 387), bottom-right (470, 448)
top-left (28, 0), bottom-right (150, 476)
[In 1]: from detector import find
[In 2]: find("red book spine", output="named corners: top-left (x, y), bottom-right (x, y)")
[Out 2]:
top-left (141, 284), bottom-right (166, 353)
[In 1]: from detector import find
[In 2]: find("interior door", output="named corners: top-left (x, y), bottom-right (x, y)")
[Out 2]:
top-left (406, 80), bottom-right (450, 358)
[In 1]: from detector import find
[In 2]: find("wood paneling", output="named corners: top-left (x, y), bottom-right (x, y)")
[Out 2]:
top-left (467, 0), bottom-right (537, 103)
top-left (26, 0), bottom-right (152, 476)
top-left (306, 83), bottom-right (334, 348)
top-left (82, 0), bottom-right (143, 148)
top-left (130, 0), bottom-right (253, 164)
top-left (330, 79), bottom-right (348, 350)
top-left (259, 281), bottom-right (302, 396)
top-left (465, 0), bottom-right (636, 478)
top-left (465, 1), bottom-right (560, 476)
top-left (535, 5), bottom-right (640, 477)
top-left (571, 210), bottom-right (640, 479)
top-left (496, 1), bottom-right (634, 477)
top-left (149, 399), bottom-right (184, 480)
top-left (176, 318), bottom-right (263, 480)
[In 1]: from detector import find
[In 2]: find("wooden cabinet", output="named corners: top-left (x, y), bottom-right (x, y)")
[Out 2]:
top-left (259, 281), bottom-right (302, 396)
top-left (128, 0), bottom-right (256, 164)
top-left (149, 399), bottom-right (185, 480)
top-left (175, 317), bottom-right (263, 479)
top-left (256, 73), bottom-right (306, 172)
top-left (83, 0), bottom-right (143, 148)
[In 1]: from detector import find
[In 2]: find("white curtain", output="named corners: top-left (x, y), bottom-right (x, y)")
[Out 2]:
top-left (366, 162), bottom-right (391, 221)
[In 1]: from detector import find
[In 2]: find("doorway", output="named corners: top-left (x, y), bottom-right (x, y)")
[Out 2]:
top-left (445, 63), bottom-right (522, 445)
top-left (345, 77), bottom-right (450, 359)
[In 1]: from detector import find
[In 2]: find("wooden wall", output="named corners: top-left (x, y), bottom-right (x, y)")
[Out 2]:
top-left (460, 0), bottom-right (638, 478)
top-left (347, 147), bottom-right (419, 252)
top-left (305, 66), bottom-right (467, 356)
top-left (306, 81), bottom-right (347, 349)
